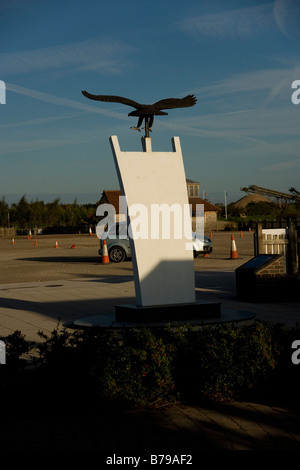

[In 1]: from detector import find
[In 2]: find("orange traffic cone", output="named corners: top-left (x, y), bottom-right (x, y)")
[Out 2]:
top-left (55, 240), bottom-right (59, 248)
top-left (89, 227), bottom-right (93, 236)
top-left (34, 239), bottom-right (38, 246)
top-left (11, 238), bottom-right (15, 245)
top-left (230, 235), bottom-right (239, 259)
top-left (210, 231), bottom-right (213, 238)
top-left (102, 240), bottom-right (110, 264)
top-left (240, 231), bottom-right (243, 238)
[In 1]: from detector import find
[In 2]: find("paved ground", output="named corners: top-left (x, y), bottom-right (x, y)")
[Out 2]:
top-left (2, 401), bottom-right (300, 451)
top-left (0, 231), bottom-right (299, 341)
top-left (0, 231), bottom-right (300, 451)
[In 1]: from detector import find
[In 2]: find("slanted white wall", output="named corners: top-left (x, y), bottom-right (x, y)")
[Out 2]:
top-left (110, 135), bottom-right (195, 307)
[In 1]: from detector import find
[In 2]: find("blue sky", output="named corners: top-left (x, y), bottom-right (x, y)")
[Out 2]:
top-left (1, 0), bottom-right (300, 205)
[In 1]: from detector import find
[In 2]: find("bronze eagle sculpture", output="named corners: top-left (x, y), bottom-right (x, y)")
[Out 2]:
top-left (81, 91), bottom-right (197, 136)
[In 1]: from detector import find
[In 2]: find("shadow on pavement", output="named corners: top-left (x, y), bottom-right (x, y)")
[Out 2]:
top-left (2, 400), bottom-right (300, 450)
top-left (17, 256), bottom-right (101, 264)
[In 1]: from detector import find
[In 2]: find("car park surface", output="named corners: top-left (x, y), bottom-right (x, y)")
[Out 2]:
top-left (0, 229), bottom-right (274, 285)
top-left (0, 231), bottom-right (299, 338)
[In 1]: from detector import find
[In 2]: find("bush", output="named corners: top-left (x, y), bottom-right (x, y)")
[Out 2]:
top-left (172, 322), bottom-right (283, 402)
top-left (95, 328), bottom-right (177, 406)
top-left (2, 330), bottom-right (31, 365)
top-left (1, 321), bottom-right (300, 412)
top-left (35, 326), bottom-right (177, 407)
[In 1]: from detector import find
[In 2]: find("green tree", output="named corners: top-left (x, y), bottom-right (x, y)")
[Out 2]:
top-left (282, 202), bottom-right (300, 219)
top-left (11, 195), bottom-right (31, 229)
top-left (0, 197), bottom-right (9, 227)
top-left (44, 198), bottom-right (63, 226)
top-left (29, 200), bottom-right (45, 228)
top-left (245, 201), bottom-right (280, 218)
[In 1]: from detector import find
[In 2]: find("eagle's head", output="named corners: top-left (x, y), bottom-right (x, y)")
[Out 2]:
top-left (128, 110), bottom-right (139, 117)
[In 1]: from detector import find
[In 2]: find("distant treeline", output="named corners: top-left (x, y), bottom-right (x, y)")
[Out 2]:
top-left (0, 195), bottom-right (98, 232)
top-left (2, 195), bottom-right (300, 233)
top-left (217, 200), bottom-right (300, 221)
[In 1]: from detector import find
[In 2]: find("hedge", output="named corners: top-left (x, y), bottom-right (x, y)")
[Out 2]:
top-left (1, 320), bottom-right (300, 417)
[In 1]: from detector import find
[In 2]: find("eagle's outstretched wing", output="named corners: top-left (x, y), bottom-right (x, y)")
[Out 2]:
top-left (152, 94), bottom-right (197, 110)
top-left (81, 91), bottom-right (142, 110)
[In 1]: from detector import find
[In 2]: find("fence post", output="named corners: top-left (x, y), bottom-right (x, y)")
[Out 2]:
top-left (288, 220), bottom-right (298, 276)
top-left (255, 222), bottom-right (263, 255)
top-left (297, 224), bottom-right (300, 274)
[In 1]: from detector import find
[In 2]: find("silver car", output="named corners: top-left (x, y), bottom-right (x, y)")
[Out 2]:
top-left (99, 222), bottom-right (131, 263)
top-left (99, 222), bottom-right (212, 263)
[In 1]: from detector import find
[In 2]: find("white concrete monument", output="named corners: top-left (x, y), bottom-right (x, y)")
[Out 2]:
top-left (81, 90), bottom-right (221, 323)
top-left (110, 135), bottom-right (196, 314)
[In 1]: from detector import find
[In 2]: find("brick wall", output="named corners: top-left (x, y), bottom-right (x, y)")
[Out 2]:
top-left (256, 255), bottom-right (286, 277)
top-left (0, 227), bottom-right (15, 238)
top-left (236, 254), bottom-right (291, 302)
top-left (253, 276), bottom-right (289, 302)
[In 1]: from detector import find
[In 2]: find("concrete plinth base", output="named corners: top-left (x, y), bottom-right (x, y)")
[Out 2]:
top-left (73, 309), bottom-right (255, 329)
top-left (115, 300), bottom-right (221, 323)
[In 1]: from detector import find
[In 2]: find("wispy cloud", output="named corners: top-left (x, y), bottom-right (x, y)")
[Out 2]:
top-left (260, 157), bottom-right (300, 172)
top-left (1, 38), bottom-right (136, 76)
top-left (193, 67), bottom-right (297, 99)
top-left (6, 82), bottom-right (128, 120)
top-left (163, 104), bottom-right (299, 151)
top-left (0, 125), bottom-right (113, 156)
top-left (160, 66), bottom-right (300, 152)
top-left (188, 64), bottom-right (300, 122)
top-left (0, 139), bottom-right (70, 156)
top-left (1, 83), bottom-right (130, 156)
top-left (0, 112), bottom-right (85, 130)
top-left (178, 3), bottom-right (276, 38)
